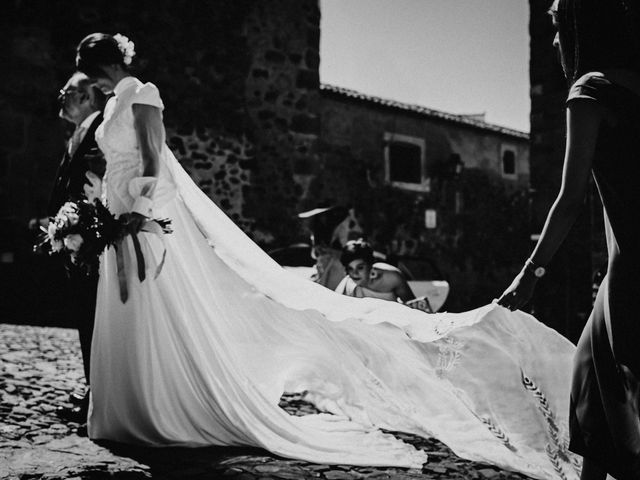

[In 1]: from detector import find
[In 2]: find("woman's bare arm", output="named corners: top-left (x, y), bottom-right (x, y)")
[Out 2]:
top-left (529, 100), bottom-right (602, 266)
top-left (125, 104), bottom-right (165, 230)
top-left (132, 103), bottom-right (164, 180)
top-left (497, 99), bottom-right (603, 310)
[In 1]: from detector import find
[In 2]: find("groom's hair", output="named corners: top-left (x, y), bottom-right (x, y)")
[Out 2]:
top-left (70, 72), bottom-right (107, 112)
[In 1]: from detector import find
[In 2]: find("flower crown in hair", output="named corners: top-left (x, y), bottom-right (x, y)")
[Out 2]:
top-left (113, 33), bottom-right (136, 65)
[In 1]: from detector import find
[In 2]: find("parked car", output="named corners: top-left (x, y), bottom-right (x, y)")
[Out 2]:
top-left (267, 243), bottom-right (450, 312)
top-left (389, 255), bottom-right (450, 312)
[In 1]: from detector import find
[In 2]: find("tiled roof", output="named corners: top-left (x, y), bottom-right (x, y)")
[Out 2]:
top-left (320, 84), bottom-right (529, 140)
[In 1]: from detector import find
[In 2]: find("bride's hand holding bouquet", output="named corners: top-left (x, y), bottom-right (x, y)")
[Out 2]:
top-left (38, 198), bottom-right (172, 301)
top-left (120, 211), bottom-right (148, 235)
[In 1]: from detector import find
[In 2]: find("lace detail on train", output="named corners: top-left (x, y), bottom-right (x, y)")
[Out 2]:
top-left (435, 336), bottom-right (465, 378)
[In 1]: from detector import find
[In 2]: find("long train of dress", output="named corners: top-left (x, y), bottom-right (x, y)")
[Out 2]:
top-left (89, 78), bottom-right (579, 480)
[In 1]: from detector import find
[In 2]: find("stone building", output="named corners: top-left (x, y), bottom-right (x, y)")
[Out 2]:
top-left (311, 85), bottom-right (531, 311)
top-left (319, 85), bottom-right (529, 192)
top-left (1, 0), bottom-right (533, 322)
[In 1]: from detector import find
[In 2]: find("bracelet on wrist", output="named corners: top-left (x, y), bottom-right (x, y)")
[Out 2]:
top-left (524, 258), bottom-right (546, 278)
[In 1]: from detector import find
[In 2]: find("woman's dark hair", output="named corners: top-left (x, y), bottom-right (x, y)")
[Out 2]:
top-left (76, 33), bottom-right (126, 78)
top-left (340, 239), bottom-right (374, 267)
top-left (551, 0), bottom-right (640, 83)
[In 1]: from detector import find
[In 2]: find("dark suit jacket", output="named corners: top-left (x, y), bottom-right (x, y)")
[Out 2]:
top-left (48, 113), bottom-right (106, 216)
top-left (46, 113), bottom-right (105, 382)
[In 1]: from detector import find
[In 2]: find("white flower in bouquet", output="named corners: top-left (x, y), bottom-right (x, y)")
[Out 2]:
top-left (66, 212), bottom-right (80, 226)
top-left (46, 223), bottom-right (64, 252)
top-left (60, 202), bottom-right (77, 216)
top-left (63, 234), bottom-right (84, 252)
top-left (51, 239), bottom-right (64, 252)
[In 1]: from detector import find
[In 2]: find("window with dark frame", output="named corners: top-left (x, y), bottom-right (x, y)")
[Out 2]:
top-left (502, 149), bottom-right (516, 176)
top-left (388, 141), bottom-right (422, 184)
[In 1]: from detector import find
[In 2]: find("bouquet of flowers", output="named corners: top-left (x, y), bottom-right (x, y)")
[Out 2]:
top-left (38, 198), bottom-right (172, 278)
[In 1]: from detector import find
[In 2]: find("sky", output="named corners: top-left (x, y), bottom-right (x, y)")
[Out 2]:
top-left (319, 0), bottom-right (531, 132)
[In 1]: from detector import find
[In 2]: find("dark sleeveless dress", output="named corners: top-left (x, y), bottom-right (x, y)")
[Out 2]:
top-left (568, 73), bottom-right (640, 478)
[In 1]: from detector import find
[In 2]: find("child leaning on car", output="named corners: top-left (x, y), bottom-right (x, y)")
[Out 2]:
top-left (334, 239), bottom-right (416, 304)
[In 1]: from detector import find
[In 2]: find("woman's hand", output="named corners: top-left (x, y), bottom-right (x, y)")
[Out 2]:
top-left (497, 101), bottom-right (601, 313)
top-left (132, 104), bottom-right (163, 179)
top-left (497, 268), bottom-right (538, 311)
top-left (121, 212), bottom-right (147, 235)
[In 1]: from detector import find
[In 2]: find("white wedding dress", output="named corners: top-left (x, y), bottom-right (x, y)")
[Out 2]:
top-left (90, 77), bottom-right (580, 480)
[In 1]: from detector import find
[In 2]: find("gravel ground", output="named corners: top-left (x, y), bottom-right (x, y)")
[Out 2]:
top-left (0, 323), bottom-right (531, 480)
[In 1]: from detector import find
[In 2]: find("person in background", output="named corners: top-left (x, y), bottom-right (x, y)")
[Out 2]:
top-left (335, 238), bottom-right (415, 303)
top-left (498, 0), bottom-right (640, 477)
top-left (298, 204), bottom-right (362, 290)
top-left (50, 72), bottom-right (106, 424)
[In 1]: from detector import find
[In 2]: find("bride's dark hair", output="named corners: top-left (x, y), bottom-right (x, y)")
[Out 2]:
top-left (76, 33), bottom-right (127, 78)
top-left (551, 0), bottom-right (640, 83)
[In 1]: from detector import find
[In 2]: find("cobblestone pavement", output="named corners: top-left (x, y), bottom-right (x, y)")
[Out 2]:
top-left (0, 323), bottom-right (531, 480)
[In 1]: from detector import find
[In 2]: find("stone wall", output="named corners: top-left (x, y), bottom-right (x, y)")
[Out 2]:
top-left (168, 130), bottom-right (255, 233)
top-left (242, 0), bottom-right (321, 243)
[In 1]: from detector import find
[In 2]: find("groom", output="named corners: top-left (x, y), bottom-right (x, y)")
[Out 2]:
top-left (50, 72), bottom-right (106, 423)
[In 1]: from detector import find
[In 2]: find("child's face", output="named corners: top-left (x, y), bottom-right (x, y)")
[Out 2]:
top-left (347, 259), bottom-right (372, 286)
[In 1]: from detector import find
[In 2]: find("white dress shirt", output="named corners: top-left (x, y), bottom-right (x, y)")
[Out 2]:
top-left (68, 110), bottom-right (100, 155)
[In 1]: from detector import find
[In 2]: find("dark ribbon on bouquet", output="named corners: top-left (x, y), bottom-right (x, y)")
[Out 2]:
top-left (116, 220), bottom-right (169, 303)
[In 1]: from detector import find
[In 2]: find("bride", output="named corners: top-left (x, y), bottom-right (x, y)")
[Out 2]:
top-left (76, 32), bottom-right (579, 479)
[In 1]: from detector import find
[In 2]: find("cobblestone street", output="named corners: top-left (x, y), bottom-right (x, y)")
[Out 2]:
top-left (0, 323), bottom-right (530, 480)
